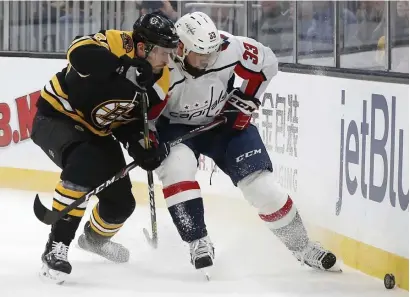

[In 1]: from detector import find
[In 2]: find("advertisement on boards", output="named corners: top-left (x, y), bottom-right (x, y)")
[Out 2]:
top-left (0, 91), bottom-right (39, 147)
top-left (336, 86), bottom-right (408, 258)
top-left (0, 57), bottom-right (67, 171)
top-left (252, 91), bottom-right (299, 194)
top-left (263, 72), bottom-right (408, 258)
top-left (337, 90), bottom-right (409, 213)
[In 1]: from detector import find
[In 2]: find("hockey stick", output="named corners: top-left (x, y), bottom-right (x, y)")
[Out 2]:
top-left (33, 117), bottom-right (226, 225)
top-left (140, 93), bottom-right (158, 248)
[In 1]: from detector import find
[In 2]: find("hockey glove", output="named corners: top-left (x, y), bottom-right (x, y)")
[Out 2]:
top-left (221, 88), bottom-right (261, 130)
top-left (118, 55), bottom-right (154, 90)
top-left (126, 131), bottom-right (170, 171)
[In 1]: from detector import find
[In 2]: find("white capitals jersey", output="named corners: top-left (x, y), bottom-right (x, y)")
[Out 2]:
top-left (163, 32), bottom-right (279, 126)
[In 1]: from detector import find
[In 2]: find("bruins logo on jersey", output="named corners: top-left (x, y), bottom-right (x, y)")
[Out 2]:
top-left (92, 100), bottom-right (137, 129)
top-left (121, 33), bottom-right (133, 53)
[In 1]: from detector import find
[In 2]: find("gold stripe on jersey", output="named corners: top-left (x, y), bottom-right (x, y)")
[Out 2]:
top-left (92, 32), bottom-right (110, 50)
top-left (153, 66), bottom-right (170, 101)
top-left (40, 86), bottom-right (109, 136)
top-left (51, 75), bottom-right (68, 99)
top-left (45, 81), bottom-right (74, 111)
top-left (101, 106), bottom-right (111, 113)
top-left (76, 109), bottom-right (85, 118)
top-left (89, 204), bottom-right (124, 237)
top-left (67, 37), bottom-right (102, 60)
top-left (52, 182), bottom-right (87, 218)
top-left (104, 30), bottom-right (135, 58)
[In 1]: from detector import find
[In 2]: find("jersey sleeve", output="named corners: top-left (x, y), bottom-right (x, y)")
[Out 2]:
top-left (231, 35), bottom-right (278, 98)
top-left (67, 30), bottom-right (132, 79)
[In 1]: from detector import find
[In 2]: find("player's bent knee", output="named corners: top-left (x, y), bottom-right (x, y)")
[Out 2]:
top-left (238, 170), bottom-right (287, 210)
top-left (156, 143), bottom-right (198, 186)
top-left (238, 170), bottom-right (296, 229)
top-left (89, 193), bottom-right (135, 239)
top-left (98, 191), bottom-right (136, 223)
top-left (156, 144), bottom-right (202, 208)
top-left (61, 180), bottom-right (91, 192)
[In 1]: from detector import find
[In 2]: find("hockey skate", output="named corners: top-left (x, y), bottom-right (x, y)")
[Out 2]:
top-left (77, 222), bottom-right (130, 263)
top-left (189, 236), bottom-right (215, 280)
top-left (40, 241), bottom-right (72, 284)
top-left (293, 241), bottom-right (341, 272)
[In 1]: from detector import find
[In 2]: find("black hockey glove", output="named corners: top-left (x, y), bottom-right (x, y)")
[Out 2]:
top-left (221, 88), bottom-right (261, 130)
top-left (125, 131), bottom-right (170, 171)
top-left (118, 55), bottom-right (153, 90)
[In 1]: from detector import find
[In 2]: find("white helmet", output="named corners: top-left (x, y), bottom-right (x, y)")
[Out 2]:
top-left (174, 12), bottom-right (221, 69)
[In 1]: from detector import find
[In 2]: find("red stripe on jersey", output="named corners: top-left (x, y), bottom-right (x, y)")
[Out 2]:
top-left (163, 181), bottom-right (200, 198)
top-left (234, 63), bottom-right (266, 97)
top-left (220, 34), bottom-right (230, 51)
top-left (259, 196), bottom-right (293, 222)
top-left (148, 95), bottom-right (169, 121)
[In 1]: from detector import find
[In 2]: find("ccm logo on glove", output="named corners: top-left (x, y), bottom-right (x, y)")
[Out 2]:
top-left (228, 96), bottom-right (258, 114)
top-left (223, 89), bottom-right (261, 130)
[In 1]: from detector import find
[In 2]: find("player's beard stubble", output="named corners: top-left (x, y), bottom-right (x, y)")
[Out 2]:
top-left (152, 64), bottom-right (166, 73)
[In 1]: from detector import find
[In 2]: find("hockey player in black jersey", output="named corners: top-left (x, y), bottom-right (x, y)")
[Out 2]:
top-left (31, 12), bottom-right (178, 284)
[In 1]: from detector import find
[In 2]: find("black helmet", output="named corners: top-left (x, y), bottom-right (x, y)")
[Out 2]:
top-left (132, 12), bottom-right (179, 50)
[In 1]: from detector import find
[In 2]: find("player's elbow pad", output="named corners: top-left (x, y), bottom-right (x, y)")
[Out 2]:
top-left (262, 47), bottom-right (279, 79)
top-left (68, 46), bottom-right (121, 79)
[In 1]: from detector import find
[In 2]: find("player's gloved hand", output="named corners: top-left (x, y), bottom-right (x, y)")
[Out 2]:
top-left (118, 55), bottom-right (153, 90)
top-left (126, 131), bottom-right (170, 171)
top-left (221, 88), bottom-right (261, 130)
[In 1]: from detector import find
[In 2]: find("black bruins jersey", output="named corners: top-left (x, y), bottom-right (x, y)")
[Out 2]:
top-left (37, 30), bottom-right (170, 136)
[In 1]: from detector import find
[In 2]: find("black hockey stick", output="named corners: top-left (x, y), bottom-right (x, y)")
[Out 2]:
top-left (33, 117), bottom-right (226, 225)
top-left (140, 93), bottom-right (158, 249)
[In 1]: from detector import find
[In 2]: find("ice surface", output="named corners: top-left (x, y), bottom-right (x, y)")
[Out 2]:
top-left (1, 188), bottom-right (407, 297)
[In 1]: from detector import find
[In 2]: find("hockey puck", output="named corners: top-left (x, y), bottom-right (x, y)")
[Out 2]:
top-left (384, 273), bottom-right (395, 289)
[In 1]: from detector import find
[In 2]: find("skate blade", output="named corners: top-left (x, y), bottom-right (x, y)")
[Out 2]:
top-left (76, 243), bottom-right (130, 263)
top-left (328, 267), bottom-right (343, 273)
top-left (327, 260), bottom-right (343, 273)
top-left (39, 264), bottom-right (68, 285)
top-left (199, 267), bottom-right (212, 281)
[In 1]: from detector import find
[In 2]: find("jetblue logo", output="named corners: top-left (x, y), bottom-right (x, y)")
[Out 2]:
top-left (235, 149), bottom-right (262, 163)
top-left (336, 90), bottom-right (408, 215)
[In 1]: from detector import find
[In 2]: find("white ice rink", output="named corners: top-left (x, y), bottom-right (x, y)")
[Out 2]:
top-left (1, 188), bottom-right (407, 297)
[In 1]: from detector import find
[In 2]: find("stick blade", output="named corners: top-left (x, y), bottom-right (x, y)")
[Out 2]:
top-left (143, 228), bottom-right (158, 249)
top-left (33, 194), bottom-right (49, 224)
top-left (33, 194), bottom-right (57, 225)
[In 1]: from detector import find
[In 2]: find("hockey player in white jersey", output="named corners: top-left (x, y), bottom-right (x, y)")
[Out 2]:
top-left (155, 12), bottom-right (340, 273)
